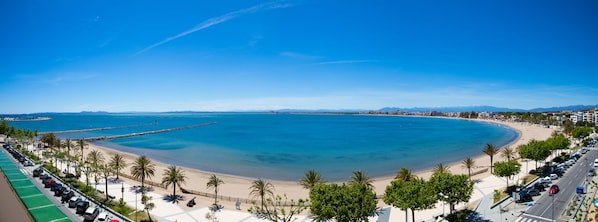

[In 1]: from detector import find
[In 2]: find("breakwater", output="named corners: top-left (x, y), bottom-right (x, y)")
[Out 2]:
top-left (84, 122), bottom-right (217, 142)
top-left (40, 122), bottom-right (158, 135)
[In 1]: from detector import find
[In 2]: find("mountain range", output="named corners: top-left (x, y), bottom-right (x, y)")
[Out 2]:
top-left (377, 104), bottom-right (598, 113)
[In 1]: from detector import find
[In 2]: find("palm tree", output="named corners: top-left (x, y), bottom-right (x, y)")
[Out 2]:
top-left (87, 150), bottom-right (105, 189)
top-left (501, 146), bottom-right (515, 161)
top-left (130, 155), bottom-right (156, 190)
top-left (109, 153), bottom-right (127, 180)
top-left (348, 170), bottom-right (374, 188)
top-left (249, 179), bottom-right (274, 209)
top-left (433, 163), bottom-right (450, 175)
top-left (99, 163), bottom-right (113, 200)
top-left (394, 167), bottom-right (416, 181)
top-left (76, 139), bottom-right (88, 162)
top-left (299, 170), bottom-right (325, 189)
top-left (63, 139), bottom-right (75, 173)
top-left (461, 157), bottom-right (475, 179)
top-left (161, 165), bottom-right (186, 201)
top-left (206, 174), bottom-right (224, 206)
top-left (482, 143), bottom-right (499, 173)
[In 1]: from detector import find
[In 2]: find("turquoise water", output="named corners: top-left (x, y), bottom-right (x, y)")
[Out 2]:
top-left (9, 113), bottom-right (518, 181)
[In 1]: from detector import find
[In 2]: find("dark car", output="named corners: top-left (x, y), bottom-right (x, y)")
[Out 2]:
top-left (54, 185), bottom-right (67, 196)
top-left (32, 168), bottom-right (43, 177)
top-left (526, 188), bottom-right (541, 196)
top-left (61, 190), bottom-right (75, 202)
top-left (40, 174), bottom-right (50, 182)
top-left (516, 194), bottom-right (533, 203)
top-left (533, 182), bottom-right (546, 191)
top-left (76, 200), bottom-right (90, 214)
top-left (69, 197), bottom-right (82, 208)
top-left (50, 182), bottom-right (62, 191)
top-left (549, 185), bottom-right (560, 195)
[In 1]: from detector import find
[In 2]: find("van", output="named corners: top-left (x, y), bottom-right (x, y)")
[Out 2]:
top-left (84, 207), bottom-right (99, 221)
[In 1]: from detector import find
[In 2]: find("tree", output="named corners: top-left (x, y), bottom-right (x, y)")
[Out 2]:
top-left (63, 139), bottom-right (75, 173)
top-left (141, 192), bottom-right (155, 222)
top-left (571, 127), bottom-right (592, 140)
top-left (482, 143), bottom-right (499, 173)
top-left (384, 178), bottom-right (436, 222)
top-left (562, 120), bottom-right (574, 136)
top-left (206, 174), bottom-right (224, 206)
top-left (433, 163), bottom-right (450, 175)
top-left (248, 194), bottom-right (308, 222)
top-left (429, 173), bottom-right (474, 215)
top-left (130, 155), bottom-right (156, 191)
top-left (310, 183), bottom-right (377, 222)
top-left (76, 139), bottom-right (88, 162)
top-left (348, 170), bottom-right (374, 189)
top-left (249, 179), bottom-right (275, 209)
top-left (99, 163), bottom-right (113, 200)
top-left (299, 170), bottom-right (325, 189)
top-left (461, 157), bottom-right (475, 179)
top-left (501, 146), bottom-right (515, 161)
top-left (493, 160), bottom-right (521, 188)
top-left (527, 139), bottom-right (551, 169)
top-left (87, 150), bottom-right (105, 189)
top-left (109, 153), bottom-right (127, 180)
top-left (395, 167), bottom-right (416, 182)
top-left (161, 165), bottom-right (186, 201)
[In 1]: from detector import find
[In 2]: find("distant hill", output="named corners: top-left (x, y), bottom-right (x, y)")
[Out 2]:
top-left (377, 104), bottom-right (598, 113)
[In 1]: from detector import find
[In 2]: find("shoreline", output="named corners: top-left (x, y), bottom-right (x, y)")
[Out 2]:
top-left (84, 117), bottom-right (554, 202)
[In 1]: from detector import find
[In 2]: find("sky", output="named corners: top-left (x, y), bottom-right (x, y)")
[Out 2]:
top-left (1, 0), bottom-right (597, 114)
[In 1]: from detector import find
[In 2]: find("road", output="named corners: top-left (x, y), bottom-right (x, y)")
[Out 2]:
top-left (520, 148), bottom-right (598, 222)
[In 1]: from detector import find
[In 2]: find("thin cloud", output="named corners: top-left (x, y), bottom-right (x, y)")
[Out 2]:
top-left (135, 1), bottom-right (292, 56)
top-left (280, 51), bottom-right (324, 60)
top-left (315, 60), bottom-right (374, 65)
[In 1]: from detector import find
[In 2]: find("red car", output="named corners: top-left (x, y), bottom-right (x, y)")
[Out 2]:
top-left (549, 184), bottom-right (560, 195)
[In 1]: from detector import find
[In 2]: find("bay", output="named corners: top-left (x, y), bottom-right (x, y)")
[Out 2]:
top-left (9, 112), bottom-right (518, 181)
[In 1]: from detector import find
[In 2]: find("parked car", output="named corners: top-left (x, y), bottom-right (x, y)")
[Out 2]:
top-left (32, 168), bottom-right (43, 177)
top-left (549, 184), bottom-right (560, 195)
top-left (39, 174), bottom-right (50, 182)
top-left (44, 179), bottom-right (55, 188)
top-left (97, 212), bottom-right (109, 222)
top-left (61, 190), bottom-right (75, 202)
top-left (84, 207), bottom-right (100, 221)
top-left (539, 177), bottom-right (551, 184)
top-left (54, 186), bottom-right (67, 196)
top-left (516, 194), bottom-right (533, 203)
top-left (68, 197), bottom-right (81, 208)
top-left (76, 200), bottom-right (90, 214)
top-left (50, 182), bottom-right (62, 191)
top-left (533, 182), bottom-right (546, 191)
top-left (549, 174), bottom-right (559, 180)
top-left (526, 187), bottom-right (541, 196)
top-left (589, 168), bottom-right (595, 177)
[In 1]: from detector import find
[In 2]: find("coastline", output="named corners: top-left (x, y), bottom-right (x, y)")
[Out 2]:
top-left (84, 117), bottom-right (554, 205)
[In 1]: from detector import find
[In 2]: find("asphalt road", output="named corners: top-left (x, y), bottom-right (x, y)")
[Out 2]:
top-left (522, 148), bottom-right (598, 222)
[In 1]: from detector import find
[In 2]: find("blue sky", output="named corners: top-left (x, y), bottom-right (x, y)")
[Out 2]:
top-left (1, 0), bottom-right (597, 114)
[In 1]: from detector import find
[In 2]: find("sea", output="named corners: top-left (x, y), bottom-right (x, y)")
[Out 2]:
top-left (8, 112), bottom-right (518, 181)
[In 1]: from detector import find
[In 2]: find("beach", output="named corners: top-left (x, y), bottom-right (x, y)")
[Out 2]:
top-left (82, 118), bottom-right (555, 212)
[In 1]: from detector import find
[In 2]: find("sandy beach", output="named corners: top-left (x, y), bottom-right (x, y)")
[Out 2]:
top-left (84, 118), bottom-right (555, 210)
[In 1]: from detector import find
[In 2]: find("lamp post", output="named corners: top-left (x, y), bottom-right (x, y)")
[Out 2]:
top-left (135, 189), bottom-right (138, 222)
top-left (121, 182), bottom-right (124, 202)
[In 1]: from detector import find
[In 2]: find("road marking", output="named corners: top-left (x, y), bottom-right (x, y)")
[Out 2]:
top-left (521, 213), bottom-right (553, 221)
top-left (28, 204), bottom-right (55, 210)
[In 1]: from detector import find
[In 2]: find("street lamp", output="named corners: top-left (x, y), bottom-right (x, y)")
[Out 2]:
top-left (135, 189), bottom-right (138, 222)
top-left (121, 182), bottom-right (124, 202)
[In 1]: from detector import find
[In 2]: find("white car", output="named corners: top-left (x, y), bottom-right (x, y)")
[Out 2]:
top-left (539, 176), bottom-right (551, 184)
top-left (549, 173), bottom-right (558, 180)
top-left (97, 211), bottom-right (109, 222)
